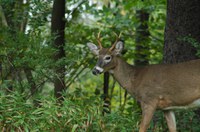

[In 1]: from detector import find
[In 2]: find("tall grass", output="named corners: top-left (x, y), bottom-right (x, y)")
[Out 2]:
top-left (1, 91), bottom-right (200, 132)
top-left (0, 91), bottom-right (140, 132)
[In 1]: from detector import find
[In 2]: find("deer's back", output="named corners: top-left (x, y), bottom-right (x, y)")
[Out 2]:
top-left (133, 59), bottom-right (200, 109)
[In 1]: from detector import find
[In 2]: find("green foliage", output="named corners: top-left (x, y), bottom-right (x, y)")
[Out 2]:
top-left (1, 91), bottom-right (200, 131)
top-left (181, 36), bottom-right (200, 57)
top-left (176, 110), bottom-right (200, 132)
top-left (0, 91), bottom-right (139, 131)
top-left (1, 0), bottom-right (200, 132)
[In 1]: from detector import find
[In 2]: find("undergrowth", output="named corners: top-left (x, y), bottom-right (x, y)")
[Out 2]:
top-left (0, 91), bottom-right (140, 132)
top-left (1, 91), bottom-right (200, 132)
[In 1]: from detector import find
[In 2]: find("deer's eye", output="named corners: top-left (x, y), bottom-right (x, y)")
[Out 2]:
top-left (105, 56), bottom-right (111, 60)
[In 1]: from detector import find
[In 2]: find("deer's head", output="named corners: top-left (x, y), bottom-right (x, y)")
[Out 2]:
top-left (87, 32), bottom-right (124, 75)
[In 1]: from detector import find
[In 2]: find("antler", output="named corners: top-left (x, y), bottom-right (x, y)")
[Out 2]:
top-left (109, 32), bottom-right (122, 51)
top-left (96, 31), bottom-right (103, 49)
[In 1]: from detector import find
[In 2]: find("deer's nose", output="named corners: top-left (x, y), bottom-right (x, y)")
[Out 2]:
top-left (92, 66), bottom-right (104, 75)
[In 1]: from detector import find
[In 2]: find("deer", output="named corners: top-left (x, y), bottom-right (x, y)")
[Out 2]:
top-left (87, 32), bottom-right (200, 132)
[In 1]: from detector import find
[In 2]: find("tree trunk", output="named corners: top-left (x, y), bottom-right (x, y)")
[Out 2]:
top-left (51, 0), bottom-right (66, 100)
top-left (163, 0), bottom-right (200, 64)
top-left (134, 9), bottom-right (150, 66)
top-left (103, 72), bottom-right (110, 114)
top-left (24, 68), bottom-right (37, 96)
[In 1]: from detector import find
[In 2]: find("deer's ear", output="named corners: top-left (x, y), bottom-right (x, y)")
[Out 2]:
top-left (114, 41), bottom-right (124, 55)
top-left (87, 42), bottom-right (99, 55)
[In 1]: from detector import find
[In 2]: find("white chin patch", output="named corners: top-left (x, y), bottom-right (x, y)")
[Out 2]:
top-left (95, 66), bottom-right (104, 73)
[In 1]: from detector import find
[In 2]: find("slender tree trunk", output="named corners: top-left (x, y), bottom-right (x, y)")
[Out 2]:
top-left (103, 72), bottom-right (110, 114)
top-left (134, 9), bottom-right (150, 66)
top-left (51, 0), bottom-right (66, 100)
top-left (102, 1), bottom-right (113, 114)
top-left (24, 68), bottom-right (37, 96)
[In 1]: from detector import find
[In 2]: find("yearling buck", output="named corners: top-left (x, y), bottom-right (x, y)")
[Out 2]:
top-left (87, 32), bottom-right (200, 132)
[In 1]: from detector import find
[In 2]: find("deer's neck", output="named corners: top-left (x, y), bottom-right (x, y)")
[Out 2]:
top-left (111, 57), bottom-right (135, 93)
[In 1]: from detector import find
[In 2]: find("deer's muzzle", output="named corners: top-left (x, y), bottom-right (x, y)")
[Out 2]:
top-left (92, 66), bottom-right (104, 75)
